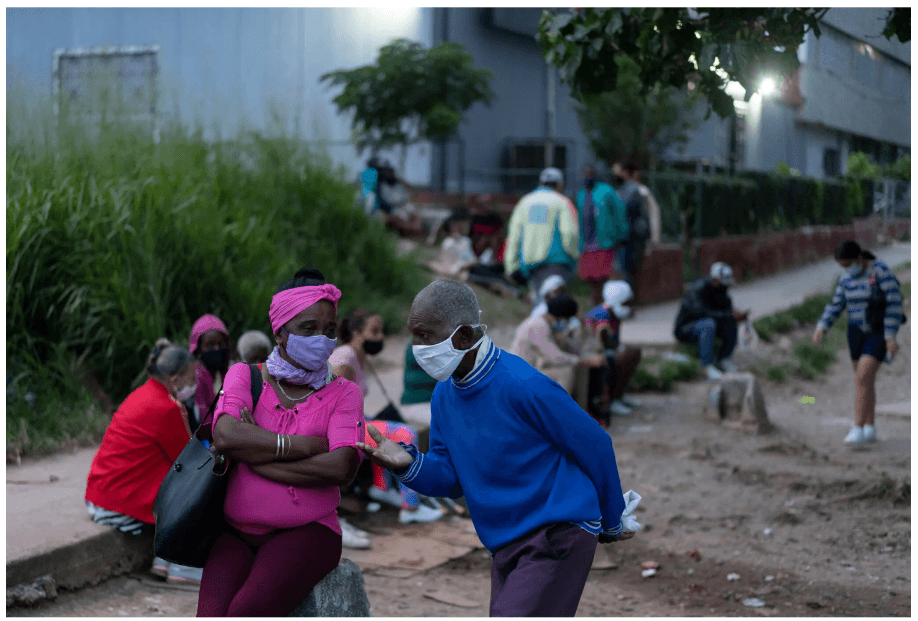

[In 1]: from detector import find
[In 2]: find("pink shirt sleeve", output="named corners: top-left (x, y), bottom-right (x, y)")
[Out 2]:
top-left (212, 363), bottom-right (253, 431)
top-left (530, 317), bottom-right (581, 366)
top-left (326, 381), bottom-right (365, 453)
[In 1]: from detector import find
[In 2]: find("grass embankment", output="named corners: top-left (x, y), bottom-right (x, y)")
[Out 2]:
top-left (7, 118), bottom-right (426, 459)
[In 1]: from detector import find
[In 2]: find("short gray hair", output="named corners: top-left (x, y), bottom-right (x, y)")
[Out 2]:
top-left (237, 330), bottom-right (273, 363)
top-left (147, 338), bottom-right (194, 378)
top-left (412, 279), bottom-right (483, 333)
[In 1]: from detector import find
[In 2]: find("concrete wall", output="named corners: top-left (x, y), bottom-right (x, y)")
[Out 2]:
top-left (6, 7), bottom-right (435, 185)
top-left (431, 7), bottom-right (593, 195)
top-left (797, 13), bottom-right (910, 148)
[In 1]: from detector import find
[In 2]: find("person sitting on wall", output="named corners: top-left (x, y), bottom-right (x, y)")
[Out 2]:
top-left (584, 281), bottom-right (643, 421)
top-left (673, 262), bottom-right (748, 381)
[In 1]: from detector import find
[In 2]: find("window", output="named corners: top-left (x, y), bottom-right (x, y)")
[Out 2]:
top-left (53, 45), bottom-right (160, 139)
top-left (823, 148), bottom-right (840, 178)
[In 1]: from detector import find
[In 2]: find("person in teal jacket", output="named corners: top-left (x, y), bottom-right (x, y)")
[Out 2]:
top-left (575, 165), bottom-right (629, 305)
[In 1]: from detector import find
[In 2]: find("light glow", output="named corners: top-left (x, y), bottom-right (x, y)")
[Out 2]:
top-left (758, 77), bottom-right (777, 96)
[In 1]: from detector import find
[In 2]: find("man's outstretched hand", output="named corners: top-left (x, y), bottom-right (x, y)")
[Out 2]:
top-left (356, 424), bottom-right (414, 474)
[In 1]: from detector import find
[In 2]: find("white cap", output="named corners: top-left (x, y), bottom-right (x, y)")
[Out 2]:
top-left (602, 280), bottom-right (633, 307)
top-left (539, 167), bottom-right (564, 185)
top-left (539, 274), bottom-right (566, 298)
top-left (710, 262), bottom-right (734, 286)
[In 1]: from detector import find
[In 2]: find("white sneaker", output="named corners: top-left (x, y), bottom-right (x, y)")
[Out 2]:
top-left (609, 400), bottom-right (633, 417)
top-left (862, 425), bottom-right (876, 443)
top-left (399, 503), bottom-right (444, 524)
top-left (151, 557), bottom-right (171, 579)
top-left (166, 563), bottom-right (203, 586)
top-left (368, 485), bottom-right (404, 509)
top-left (620, 395), bottom-right (642, 409)
top-left (704, 365), bottom-right (723, 380)
top-left (844, 427), bottom-right (867, 444)
top-left (340, 518), bottom-right (372, 549)
top-left (718, 359), bottom-right (738, 373)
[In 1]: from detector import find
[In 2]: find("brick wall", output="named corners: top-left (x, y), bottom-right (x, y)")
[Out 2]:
top-left (633, 244), bottom-right (684, 305)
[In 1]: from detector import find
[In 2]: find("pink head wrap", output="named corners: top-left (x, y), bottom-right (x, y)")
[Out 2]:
top-left (269, 284), bottom-right (342, 334)
top-left (189, 314), bottom-right (230, 353)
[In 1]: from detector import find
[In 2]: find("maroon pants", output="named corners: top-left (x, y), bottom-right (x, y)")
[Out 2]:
top-left (197, 521), bottom-right (342, 617)
top-left (490, 522), bottom-right (598, 617)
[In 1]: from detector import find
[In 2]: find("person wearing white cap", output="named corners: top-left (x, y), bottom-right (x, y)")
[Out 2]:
top-left (504, 168), bottom-right (581, 311)
top-left (673, 262), bottom-right (749, 380)
top-left (583, 281), bottom-right (643, 421)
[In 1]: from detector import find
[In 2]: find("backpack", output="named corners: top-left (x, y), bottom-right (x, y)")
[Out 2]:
top-left (864, 266), bottom-right (907, 334)
top-left (621, 182), bottom-right (650, 241)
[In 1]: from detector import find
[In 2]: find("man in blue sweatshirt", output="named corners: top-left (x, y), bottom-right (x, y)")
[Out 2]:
top-left (357, 279), bottom-right (634, 617)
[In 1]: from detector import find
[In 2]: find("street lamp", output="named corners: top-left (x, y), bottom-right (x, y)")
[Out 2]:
top-left (758, 77), bottom-right (777, 97)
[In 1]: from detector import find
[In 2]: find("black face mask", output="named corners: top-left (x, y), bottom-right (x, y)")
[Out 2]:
top-left (200, 348), bottom-right (229, 373)
top-left (613, 176), bottom-right (625, 186)
top-left (584, 178), bottom-right (596, 189)
top-left (362, 340), bottom-right (384, 356)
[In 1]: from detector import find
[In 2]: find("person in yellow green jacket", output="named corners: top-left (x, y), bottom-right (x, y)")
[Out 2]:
top-left (504, 168), bottom-right (581, 310)
top-left (575, 165), bottom-right (629, 306)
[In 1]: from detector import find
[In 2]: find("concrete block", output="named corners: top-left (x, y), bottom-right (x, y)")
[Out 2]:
top-left (704, 372), bottom-right (773, 435)
top-left (290, 559), bottom-right (372, 617)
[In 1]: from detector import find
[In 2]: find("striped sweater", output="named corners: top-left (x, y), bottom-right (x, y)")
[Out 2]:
top-left (817, 260), bottom-right (904, 340)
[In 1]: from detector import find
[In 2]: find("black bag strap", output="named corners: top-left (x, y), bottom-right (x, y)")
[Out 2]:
top-left (364, 357), bottom-right (395, 406)
top-left (194, 363), bottom-right (263, 440)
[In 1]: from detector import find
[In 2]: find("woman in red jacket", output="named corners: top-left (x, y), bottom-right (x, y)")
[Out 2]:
top-left (84, 338), bottom-right (198, 583)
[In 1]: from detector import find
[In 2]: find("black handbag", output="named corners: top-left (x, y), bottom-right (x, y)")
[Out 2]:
top-left (152, 363), bottom-right (263, 568)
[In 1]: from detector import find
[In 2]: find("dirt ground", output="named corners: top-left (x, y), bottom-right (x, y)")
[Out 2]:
top-left (13, 272), bottom-right (910, 618)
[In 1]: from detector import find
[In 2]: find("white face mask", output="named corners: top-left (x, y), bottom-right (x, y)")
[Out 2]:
top-left (413, 324), bottom-right (486, 382)
top-left (612, 304), bottom-right (632, 319)
top-left (846, 263), bottom-right (864, 277)
top-left (175, 382), bottom-right (196, 401)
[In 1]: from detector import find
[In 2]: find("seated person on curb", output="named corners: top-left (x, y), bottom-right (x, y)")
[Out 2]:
top-left (187, 314), bottom-right (232, 430)
top-left (329, 309), bottom-right (444, 528)
top-left (197, 268), bottom-right (363, 617)
top-left (673, 262), bottom-right (748, 380)
top-left (358, 279), bottom-right (635, 617)
top-left (85, 339), bottom-right (203, 586)
top-left (429, 210), bottom-right (479, 279)
top-left (529, 274), bottom-right (584, 352)
top-left (509, 294), bottom-right (606, 396)
top-left (584, 281), bottom-right (643, 421)
top-left (236, 330), bottom-right (273, 365)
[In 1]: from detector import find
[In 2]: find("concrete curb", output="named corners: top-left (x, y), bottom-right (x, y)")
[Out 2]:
top-left (6, 528), bottom-right (154, 606)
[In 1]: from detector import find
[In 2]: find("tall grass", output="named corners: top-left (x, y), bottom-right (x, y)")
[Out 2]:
top-left (7, 100), bottom-right (426, 455)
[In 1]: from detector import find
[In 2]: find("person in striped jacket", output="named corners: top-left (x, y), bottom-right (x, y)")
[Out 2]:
top-left (813, 241), bottom-right (905, 445)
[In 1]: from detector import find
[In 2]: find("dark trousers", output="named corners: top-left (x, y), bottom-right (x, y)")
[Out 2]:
top-left (490, 523), bottom-right (598, 617)
top-left (197, 522), bottom-right (342, 617)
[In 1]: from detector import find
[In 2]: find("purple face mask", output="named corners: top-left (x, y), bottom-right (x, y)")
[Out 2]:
top-left (267, 331), bottom-right (337, 388)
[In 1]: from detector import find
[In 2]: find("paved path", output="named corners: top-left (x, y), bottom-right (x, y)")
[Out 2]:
top-left (624, 242), bottom-right (910, 346)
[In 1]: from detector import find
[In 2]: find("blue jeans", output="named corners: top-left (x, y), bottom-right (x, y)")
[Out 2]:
top-left (680, 317), bottom-right (738, 367)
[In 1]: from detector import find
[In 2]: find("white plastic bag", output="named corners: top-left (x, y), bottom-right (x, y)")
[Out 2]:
top-left (738, 320), bottom-right (760, 352)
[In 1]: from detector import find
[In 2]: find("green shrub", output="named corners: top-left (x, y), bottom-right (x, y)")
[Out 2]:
top-left (793, 341), bottom-right (838, 380)
top-left (7, 114), bottom-right (428, 429)
top-left (847, 151), bottom-right (882, 178)
top-left (631, 355), bottom-right (700, 392)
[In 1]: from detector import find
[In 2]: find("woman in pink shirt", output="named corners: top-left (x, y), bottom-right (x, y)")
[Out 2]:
top-left (197, 268), bottom-right (364, 617)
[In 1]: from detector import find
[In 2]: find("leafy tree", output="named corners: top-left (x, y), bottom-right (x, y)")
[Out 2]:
top-left (846, 152), bottom-right (882, 178)
top-left (538, 8), bottom-right (906, 119)
top-left (576, 55), bottom-right (697, 170)
top-left (888, 155), bottom-right (910, 182)
top-left (320, 38), bottom-right (494, 172)
top-left (883, 7), bottom-right (911, 43)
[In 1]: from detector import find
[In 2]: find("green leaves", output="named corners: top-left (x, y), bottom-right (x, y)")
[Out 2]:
top-left (320, 38), bottom-right (494, 156)
top-left (538, 7), bottom-right (897, 118)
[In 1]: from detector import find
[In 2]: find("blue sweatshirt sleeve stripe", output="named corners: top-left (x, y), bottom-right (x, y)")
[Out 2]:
top-left (817, 279), bottom-right (848, 331)
top-left (520, 374), bottom-right (626, 533)
top-left (877, 265), bottom-right (904, 339)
